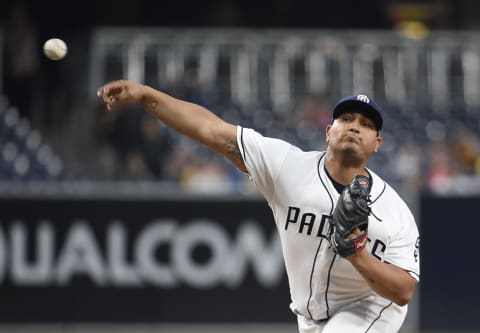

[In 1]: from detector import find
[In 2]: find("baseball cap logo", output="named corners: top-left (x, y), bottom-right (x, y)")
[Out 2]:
top-left (356, 94), bottom-right (370, 103)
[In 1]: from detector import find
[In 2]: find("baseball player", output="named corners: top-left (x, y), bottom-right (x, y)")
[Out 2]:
top-left (97, 81), bottom-right (420, 333)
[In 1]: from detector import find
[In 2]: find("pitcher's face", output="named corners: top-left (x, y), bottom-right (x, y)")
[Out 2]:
top-left (326, 112), bottom-right (382, 161)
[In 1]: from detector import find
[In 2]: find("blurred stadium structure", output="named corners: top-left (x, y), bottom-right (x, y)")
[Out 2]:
top-left (2, 29), bottom-right (480, 196)
top-left (1, 27), bottom-right (480, 332)
top-left (87, 29), bottom-right (480, 197)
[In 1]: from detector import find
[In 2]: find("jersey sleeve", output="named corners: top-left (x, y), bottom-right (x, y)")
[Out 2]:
top-left (236, 126), bottom-right (295, 202)
top-left (384, 209), bottom-right (421, 282)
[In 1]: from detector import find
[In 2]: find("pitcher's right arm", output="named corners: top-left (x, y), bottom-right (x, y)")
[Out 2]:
top-left (97, 80), bottom-right (247, 172)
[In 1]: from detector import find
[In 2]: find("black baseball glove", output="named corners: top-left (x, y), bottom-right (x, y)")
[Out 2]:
top-left (330, 175), bottom-right (372, 258)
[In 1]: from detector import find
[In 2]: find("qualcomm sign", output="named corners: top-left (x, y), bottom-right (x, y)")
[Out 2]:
top-left (0, 219), bottom-right (285, 289)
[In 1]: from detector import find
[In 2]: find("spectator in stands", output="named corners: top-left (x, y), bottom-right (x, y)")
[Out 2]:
top-left (294, 92), bottom-right (331, 130)
top-left (450, 125), bottom-right (479, 175)
top-left (425, 142), bottom-right (453, 195)
top-left (138, 115), bottom-right (173, 179)
top-left (425, 125), bottom-right (480, 195)
top-left (180, 155), bottom-right (233, 193)
top-left (94, 102), bottom-right (175, 180)
top-left (391, 143), bottom-right (422, 190)
top-left (293, 92), bottom-right (332, 149)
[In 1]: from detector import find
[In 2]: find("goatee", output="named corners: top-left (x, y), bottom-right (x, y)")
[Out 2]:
top-left (338, 147), bottom-right (363, 167)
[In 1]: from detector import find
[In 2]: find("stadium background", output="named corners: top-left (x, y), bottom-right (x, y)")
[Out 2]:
top-left (1, 0), bottom-right (480, 332)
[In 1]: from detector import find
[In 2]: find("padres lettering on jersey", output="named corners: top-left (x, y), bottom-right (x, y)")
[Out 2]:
top-left (237, 126), bottom-right (420, 321)
top-left (285, 206), bottom-right (388, 260)
top-left (285, 207), bottom-right (331, 238)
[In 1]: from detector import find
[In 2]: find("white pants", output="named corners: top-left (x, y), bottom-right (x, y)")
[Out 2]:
top-left (296, 295), bottom-right (407, 333)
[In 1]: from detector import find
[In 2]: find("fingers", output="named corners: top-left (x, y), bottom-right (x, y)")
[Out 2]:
top-left (97, 81), bottom-right (124, 111)
top-left (97, 82), bottom-right (120, 99)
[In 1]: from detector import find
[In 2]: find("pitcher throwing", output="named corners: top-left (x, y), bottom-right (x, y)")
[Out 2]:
top-left (98, 81), bottom-right (420, 333)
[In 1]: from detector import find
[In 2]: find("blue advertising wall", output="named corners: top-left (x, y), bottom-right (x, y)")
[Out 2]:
top-left (0, 194), bottom-right (477, 331)
top-left (420, 196), bottom-right (480, 331)
top-left (0, 197), bottom-right (291, 323)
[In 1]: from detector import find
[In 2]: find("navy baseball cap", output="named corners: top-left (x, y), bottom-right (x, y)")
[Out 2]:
top-left (332, 94), bottom-right (383, 131)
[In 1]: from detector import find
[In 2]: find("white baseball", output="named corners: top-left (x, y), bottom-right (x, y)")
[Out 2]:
top-left (43, 38), bottom-right (68, 61)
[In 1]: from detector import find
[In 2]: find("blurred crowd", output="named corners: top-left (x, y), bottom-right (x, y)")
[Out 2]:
top-left (87, 81), bottom-right (480, 196)
top-left (90, 83), bottom-right (254, 194)
top-left (2, 2), bottom-right (480, 196)
top-left (2, 56), bottom-right (480, 196)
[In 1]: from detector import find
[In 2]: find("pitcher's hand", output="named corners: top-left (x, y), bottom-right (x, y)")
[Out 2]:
top-left (97, 80), bottom-right (145, 111)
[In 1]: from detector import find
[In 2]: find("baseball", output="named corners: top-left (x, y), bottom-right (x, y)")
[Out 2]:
top-left (43, 38), bottom-right (68, 61)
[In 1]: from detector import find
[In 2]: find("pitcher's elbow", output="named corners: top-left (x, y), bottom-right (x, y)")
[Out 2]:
top-left (394, 297), bottom-right (410, 307)
top-left (393, 288), bottom-right (414, 306)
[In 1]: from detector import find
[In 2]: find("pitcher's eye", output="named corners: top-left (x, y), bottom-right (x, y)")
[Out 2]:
top-left (341, 114), bottom-right (354, 122)
top-left (362, 120), bottom-right (374, 129)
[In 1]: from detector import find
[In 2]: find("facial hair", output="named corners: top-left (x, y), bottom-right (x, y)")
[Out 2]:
top-left (335, 145), bottom-right (365, 168)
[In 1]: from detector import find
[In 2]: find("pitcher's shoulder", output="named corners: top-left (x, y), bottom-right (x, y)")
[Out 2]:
top-left (368, 172), bottom-right (413, 212)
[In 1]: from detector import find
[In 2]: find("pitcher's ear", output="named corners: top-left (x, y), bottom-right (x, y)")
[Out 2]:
top-left (326, 124), bottom-right (332, 142)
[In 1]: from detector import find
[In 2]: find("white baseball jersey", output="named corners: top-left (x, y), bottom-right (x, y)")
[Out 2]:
top-left (237, 126), bottom-right (420, 332)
